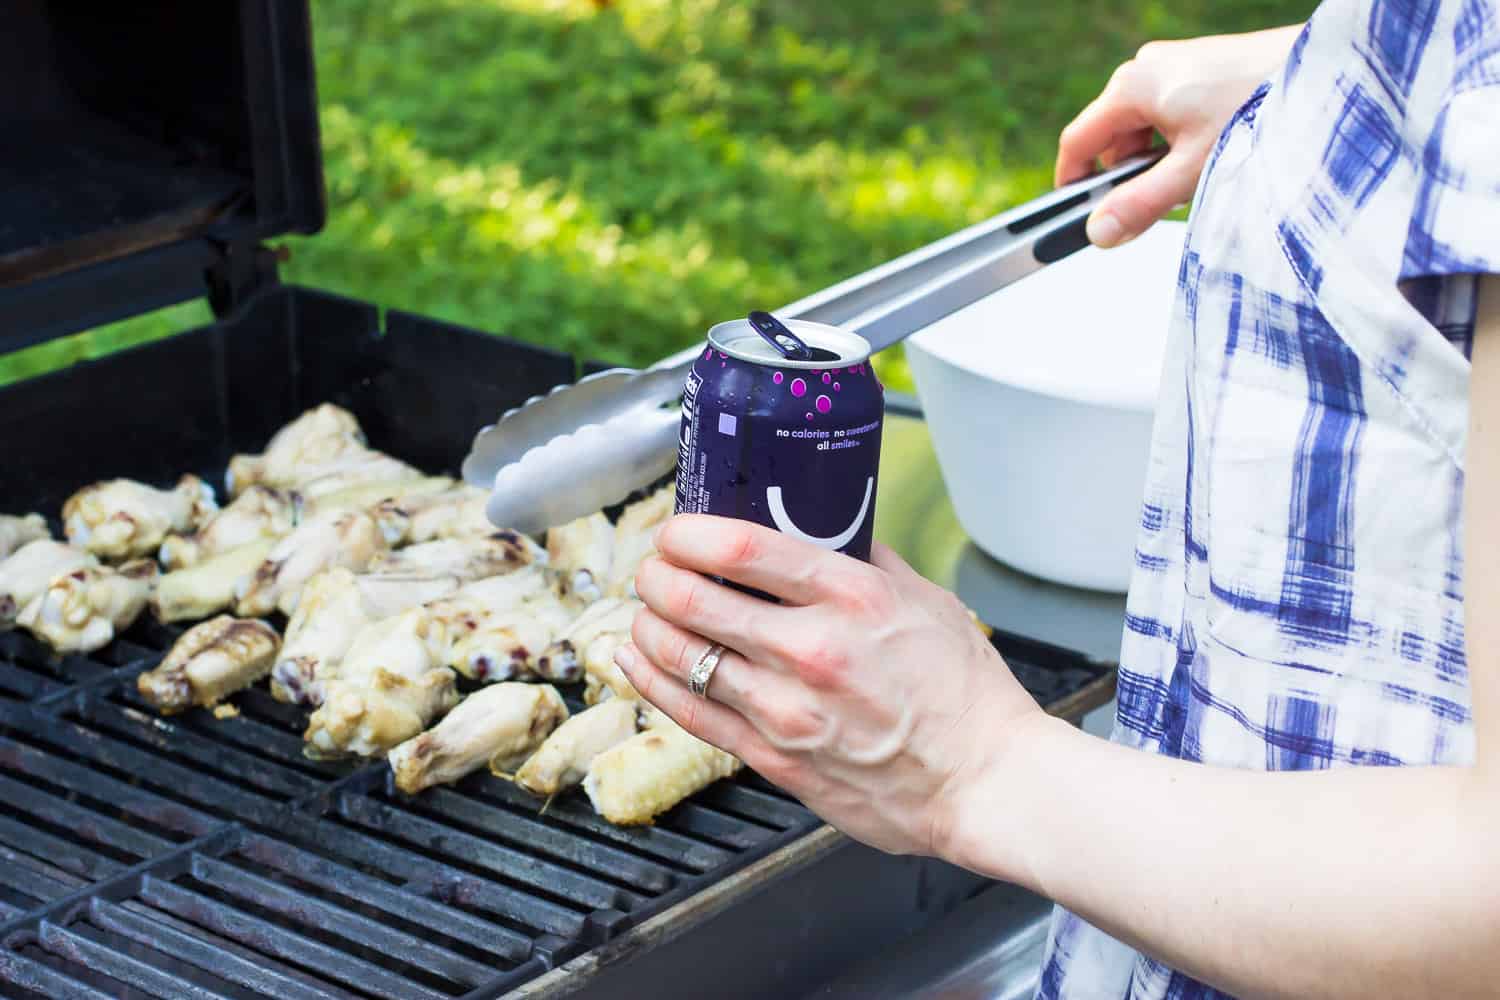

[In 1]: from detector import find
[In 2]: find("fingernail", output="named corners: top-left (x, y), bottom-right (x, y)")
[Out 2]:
top-left (614, 645), bottom-right (637, 671)
top-left (1086, 210), bottom-right (1124, 248)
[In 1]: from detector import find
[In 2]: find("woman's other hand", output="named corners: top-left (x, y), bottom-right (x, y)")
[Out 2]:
top-left (616, 514), bottom-right (1044, 860)
top-left (1059, 24), bottom-right (1304, 248)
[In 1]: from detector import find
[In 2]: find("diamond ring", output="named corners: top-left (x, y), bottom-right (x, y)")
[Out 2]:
top-left (689, 643), bottom-right (726, 698)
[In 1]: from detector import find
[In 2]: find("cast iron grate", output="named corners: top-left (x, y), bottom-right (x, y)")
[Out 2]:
top-left (0, 580), bottom-right (1109, 998)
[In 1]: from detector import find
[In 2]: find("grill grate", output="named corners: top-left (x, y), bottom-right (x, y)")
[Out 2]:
top-left (0, 574), bottom-right (1109, 998)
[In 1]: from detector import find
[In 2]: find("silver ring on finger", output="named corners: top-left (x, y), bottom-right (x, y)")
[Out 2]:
top-left (689, 642), bottom-right (727, 699)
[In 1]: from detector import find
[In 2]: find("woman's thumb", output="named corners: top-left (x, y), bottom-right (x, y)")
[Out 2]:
top-left (1085, 147), bottom-right (1201, 248)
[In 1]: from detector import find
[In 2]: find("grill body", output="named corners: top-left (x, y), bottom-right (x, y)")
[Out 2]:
top-left (0, 286), bottom-right (1112, 998)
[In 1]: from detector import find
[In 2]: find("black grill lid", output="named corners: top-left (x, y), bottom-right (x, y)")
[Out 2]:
top-left (0, 0), bottom-right (325, 352)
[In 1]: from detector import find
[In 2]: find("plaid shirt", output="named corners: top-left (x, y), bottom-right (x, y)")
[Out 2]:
top-left (1039, 2), bottom-right (1498, 997)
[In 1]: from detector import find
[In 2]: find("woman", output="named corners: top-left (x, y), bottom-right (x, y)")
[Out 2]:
top-left (616, 2), bottom-right (1499, 996)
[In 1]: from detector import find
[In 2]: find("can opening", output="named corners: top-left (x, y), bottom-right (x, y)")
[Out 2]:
top-left (708, 318), bottom-right (871, 369)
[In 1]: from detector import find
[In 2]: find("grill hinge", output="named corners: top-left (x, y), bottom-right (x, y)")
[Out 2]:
top-left (204, 239), bottom-right (287, 317)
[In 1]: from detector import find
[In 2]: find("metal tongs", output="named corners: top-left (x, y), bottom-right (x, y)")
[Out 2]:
top-left (463, 151), bottom-right (1163, 535)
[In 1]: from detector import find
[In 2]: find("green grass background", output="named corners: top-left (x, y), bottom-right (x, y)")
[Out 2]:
top-left (0, 0), bottom-right (1308, 391)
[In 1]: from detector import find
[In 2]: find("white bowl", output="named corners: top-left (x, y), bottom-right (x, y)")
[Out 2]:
top-left (905, 221), bottom-right (1185, 592)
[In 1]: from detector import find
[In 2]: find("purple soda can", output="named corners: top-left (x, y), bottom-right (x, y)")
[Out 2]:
top-left (675, 317), bottom-right (884, 565)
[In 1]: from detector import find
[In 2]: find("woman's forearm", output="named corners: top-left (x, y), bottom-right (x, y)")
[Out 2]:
top-left (946, 717), bottom-right (1497, 998)
top-left (946, 278), bottom-right (1500, 999)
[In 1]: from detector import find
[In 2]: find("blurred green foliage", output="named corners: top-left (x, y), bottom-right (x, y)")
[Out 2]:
top-left (0, 0), bottom-right (1307, 391)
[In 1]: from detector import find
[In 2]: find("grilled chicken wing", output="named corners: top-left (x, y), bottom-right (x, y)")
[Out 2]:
top-left (269, 553), bottom-right (543, 707)
top-left (302, 566), bottom-right (562, 720)
top-left (582, 715), bottom-right (740, 826)
top-left (288, 450), bottom-right (424, 501)
top-left (581, 630), bottom-right (640, 706)
top-left (389, 682), bottom-right (567, 794)
top-left (137, 616), bottom-right (280, 715)
top-left (415, 570), bottom-right (556, 673)
top-left (604, 484), bottom-right (674, 599)
top-left (449, 589), bottom-right (581, 683)
top-left (159, 485), bottom-right (296, 570)
top-left (0, 513), bottom-right (49, 560)
top-left (225, 404), bottom-right (366, 497)
top-left (384, 484), bottom-right (496, 544)
top-left (271, 568), bottom-right (462, 706)
top-left (535, 597), bottom-right (641, 683)
top-left (151, 538), bottom-right (276, 624)
top-left (17, 560), bottom-right (157, 653)
top-left (512, 697), bottom-right (640, 798)
top-left (303, 609), bottom-right (459, 758)
top-left (63, 475), bottom-right (218, 560)
top-left (365, 531), bottom-right (543, 580)
top-left (301, 476), bottom-right (454, 524)
top-left (226, 403), bottom-right (424, 502)
top-left (420, 563), bottom-right (553, 628)
top-left (546, 512), bottom-right (614, 601)
top-left (234, 509), bottom-right (395, 618)
top-left (0, 540), bottom-right (98, 630)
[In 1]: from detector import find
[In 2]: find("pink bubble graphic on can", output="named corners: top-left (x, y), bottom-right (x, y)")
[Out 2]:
top-left (790, 378), bottom-right (807, 398)
top-left (816, 395), bottom-right (832, 414)
top-left (773, 371), bottom-right (784, 385)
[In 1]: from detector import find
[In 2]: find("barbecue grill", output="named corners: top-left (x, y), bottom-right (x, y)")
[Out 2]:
top-left (0, 3), bottom-right (1118, 996)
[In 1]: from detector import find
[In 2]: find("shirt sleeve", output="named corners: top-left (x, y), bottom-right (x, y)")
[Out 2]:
top-left (1402, 40), bottom-right (1500, 280)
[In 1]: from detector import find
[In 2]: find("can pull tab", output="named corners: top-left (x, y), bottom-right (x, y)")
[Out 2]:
top-left (748, 311), bottom-right (814, 361)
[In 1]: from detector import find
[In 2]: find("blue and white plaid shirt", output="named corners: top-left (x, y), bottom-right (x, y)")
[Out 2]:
top-left (1039, 2), bottom-right (1498, 996)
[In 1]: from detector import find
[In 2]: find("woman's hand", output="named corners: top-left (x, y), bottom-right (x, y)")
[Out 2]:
top-left (615, 514), bottom-right (1044, 859)
top-left (1059, 24), bottom-right (1304, 248)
